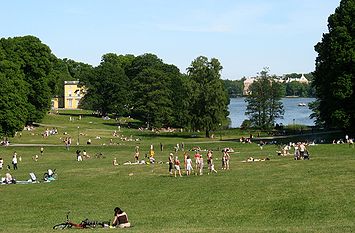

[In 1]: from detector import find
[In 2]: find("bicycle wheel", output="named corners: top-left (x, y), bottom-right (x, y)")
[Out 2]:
top-left (53, 223), bottom-right (70, 229)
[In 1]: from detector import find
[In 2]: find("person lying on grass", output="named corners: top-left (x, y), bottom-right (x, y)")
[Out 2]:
top-left (241, 157), bottom-right (270, 162)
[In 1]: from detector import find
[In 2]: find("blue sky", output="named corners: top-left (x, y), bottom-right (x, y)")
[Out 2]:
top-left (1, 0), bottom-right (340, 79)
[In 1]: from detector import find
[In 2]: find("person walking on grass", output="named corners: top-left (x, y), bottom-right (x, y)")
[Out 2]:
top-left (198, 156), bottom-right (204, 175)
top-left (174, 156), bottom-right (182, 177)
top-left (168, 153), bottom-right (174, 176)
top-left (12, 152), bottom-right (18, 170)
top-left (76, 150), bottom-right (82, 162)
top-left (186, 155), bottom-right (193, 176)
top-left (207, 150), bottom-right (217, 174)
top-left (194, 151), bottom-right (201, 172)
top-left (183, 152), bottom-right (188, 172)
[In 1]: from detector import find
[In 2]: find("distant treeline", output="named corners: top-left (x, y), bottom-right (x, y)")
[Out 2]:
top-left (223, 73), bottom-right (315, 98)
top-left (0, 35), bottom-right (228, 137)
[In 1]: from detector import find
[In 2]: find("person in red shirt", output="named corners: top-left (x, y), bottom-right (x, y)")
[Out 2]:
top-left (174, 156), bottom-right (182, 177)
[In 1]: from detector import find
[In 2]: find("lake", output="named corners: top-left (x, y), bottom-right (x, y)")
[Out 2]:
top-left (228, 97), bottom-right (316, 128)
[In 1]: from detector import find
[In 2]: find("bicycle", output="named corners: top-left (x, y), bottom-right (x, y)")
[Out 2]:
top-left (53, 211), bottom-right (110, 230)
top-left (43, 168), bottom-right (57, 181)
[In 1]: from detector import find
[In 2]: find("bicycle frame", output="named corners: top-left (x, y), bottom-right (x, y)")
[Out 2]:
top-left (53, 211), bottom-right (111, 230)
top-left (53, 211), bottom-right (86, 229)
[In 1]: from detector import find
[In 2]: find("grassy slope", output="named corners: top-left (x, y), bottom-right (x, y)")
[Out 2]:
top-left (0, 112), bottom-right (354, 233)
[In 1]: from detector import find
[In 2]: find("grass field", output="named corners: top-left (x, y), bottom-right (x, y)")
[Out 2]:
top-left (0, 111), bottom-right (354, 233)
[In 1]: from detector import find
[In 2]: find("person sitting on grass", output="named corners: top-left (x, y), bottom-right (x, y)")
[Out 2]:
top-left (112, 207), bottom-right (131, 228)
top-left (2, 172), bottom-right (15, 184)
top-left (113, 158), bottom-right (118, 166)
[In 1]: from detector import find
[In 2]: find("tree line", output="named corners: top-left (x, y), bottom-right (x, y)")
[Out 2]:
top-left (0, 37), bottom-right (228, 137)
top-left (0, 0), bottom-right (353, 136)
top-left (223, 73), bottom-right (315, 98)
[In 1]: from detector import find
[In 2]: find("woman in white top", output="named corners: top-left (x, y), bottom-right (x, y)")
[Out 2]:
top-left (186, 155), bottom-right (193, 176)
top-left (12, 153), bottom-right (18, 170)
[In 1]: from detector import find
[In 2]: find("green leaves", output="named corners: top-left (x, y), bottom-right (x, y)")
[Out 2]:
top-left (313, 0), bottom-right (355, 129)
top-left (187, 56), bottom-right (229, 137)
top-left (245, 69), bottom-right (284, 129)
top-left (0, 36), bottom-right (56, 136)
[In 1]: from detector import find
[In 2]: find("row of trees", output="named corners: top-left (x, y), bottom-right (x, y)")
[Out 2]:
top-left (0, 36), bottom-right (56, 137)
top-left (1, 0), bottom-right (353, 137)
top-left (0, 36), bottom-right (229, 137)
top-left (77, 54), bottom-right (229, 137)
top-left (223, 73), bottom-right (315, 98)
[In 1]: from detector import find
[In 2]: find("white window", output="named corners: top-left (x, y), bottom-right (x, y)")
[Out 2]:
top-left (68, 99), bottom-right (72, 108)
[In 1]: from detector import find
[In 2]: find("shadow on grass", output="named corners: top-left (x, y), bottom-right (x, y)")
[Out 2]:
top-left (58, 112), bottom-right (96, 117)
top-left (135, 132), bottom-right (205, 139)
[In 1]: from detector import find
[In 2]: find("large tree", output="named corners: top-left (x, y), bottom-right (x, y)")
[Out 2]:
top-left (312, 0), bottom-right (355, 130)
top-left (0, 56), bottom-right (29, 136)
top-left (187, 56), bottom-right (229, 137)
top-left (0, 36), bottom-right (56, 136)
top-left (129, 54), bottom-right (180, 128)
top-left (245, 68), bottom-right (284, 129)
top-left (80, 54), bottom-right (130, 116)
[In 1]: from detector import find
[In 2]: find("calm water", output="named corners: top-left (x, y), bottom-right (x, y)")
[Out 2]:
top-left (228, 98), bottom-right (316, 128)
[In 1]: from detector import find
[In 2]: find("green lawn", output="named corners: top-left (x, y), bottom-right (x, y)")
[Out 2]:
top-left (0, 112), bottom-right (354, 232)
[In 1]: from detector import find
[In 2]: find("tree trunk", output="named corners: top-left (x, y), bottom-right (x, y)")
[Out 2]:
top-left (205, 129), bottom-right (210, 138)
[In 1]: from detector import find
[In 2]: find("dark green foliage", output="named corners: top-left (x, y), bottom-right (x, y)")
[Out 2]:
top-left (187, 56), bottom-right (229, 137)
top-left (245, 68), bottom-right (284, 129)
top-left (0, 36), bottom-right (57, 136)
top-left (285, 81), bottom-right (309, 97)
top-left (240, 119), bottom-right (252, 129)
top-left (129, 54), bottom-right (181, 128)
top-left (0, 58), bottom-right (29, 136)
top-left (131, 67), bottom-right (173, 128)
top-left (223, 79), bottom-right (244, 97)
top-left (80, 54), bottom-right (130, 116)
top-left (313, 0), bottom-right (355, 129)
top-left (170, 74), bottom-right (193, 128)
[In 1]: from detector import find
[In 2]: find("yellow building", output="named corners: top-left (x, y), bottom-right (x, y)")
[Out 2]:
top-left (64, 81), bottom-right (85, 109)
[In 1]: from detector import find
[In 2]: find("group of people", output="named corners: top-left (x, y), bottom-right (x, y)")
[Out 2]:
top-left (42, 128), bottom-right (58, 137)
top-left (276, 142), bottom-right (310, 160)
top-left (333, 135), bottom-right (354, 147)
top-left (0, 138), bottom-right (10, 146)
top-left (1, 168), bottom-right (55, 185)
top-left (168, 148), bottom-right (231, 177)
top-left (75, 150), bottom-right (90, 161)
top-left (1, 172), bottom-right (15, 184)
